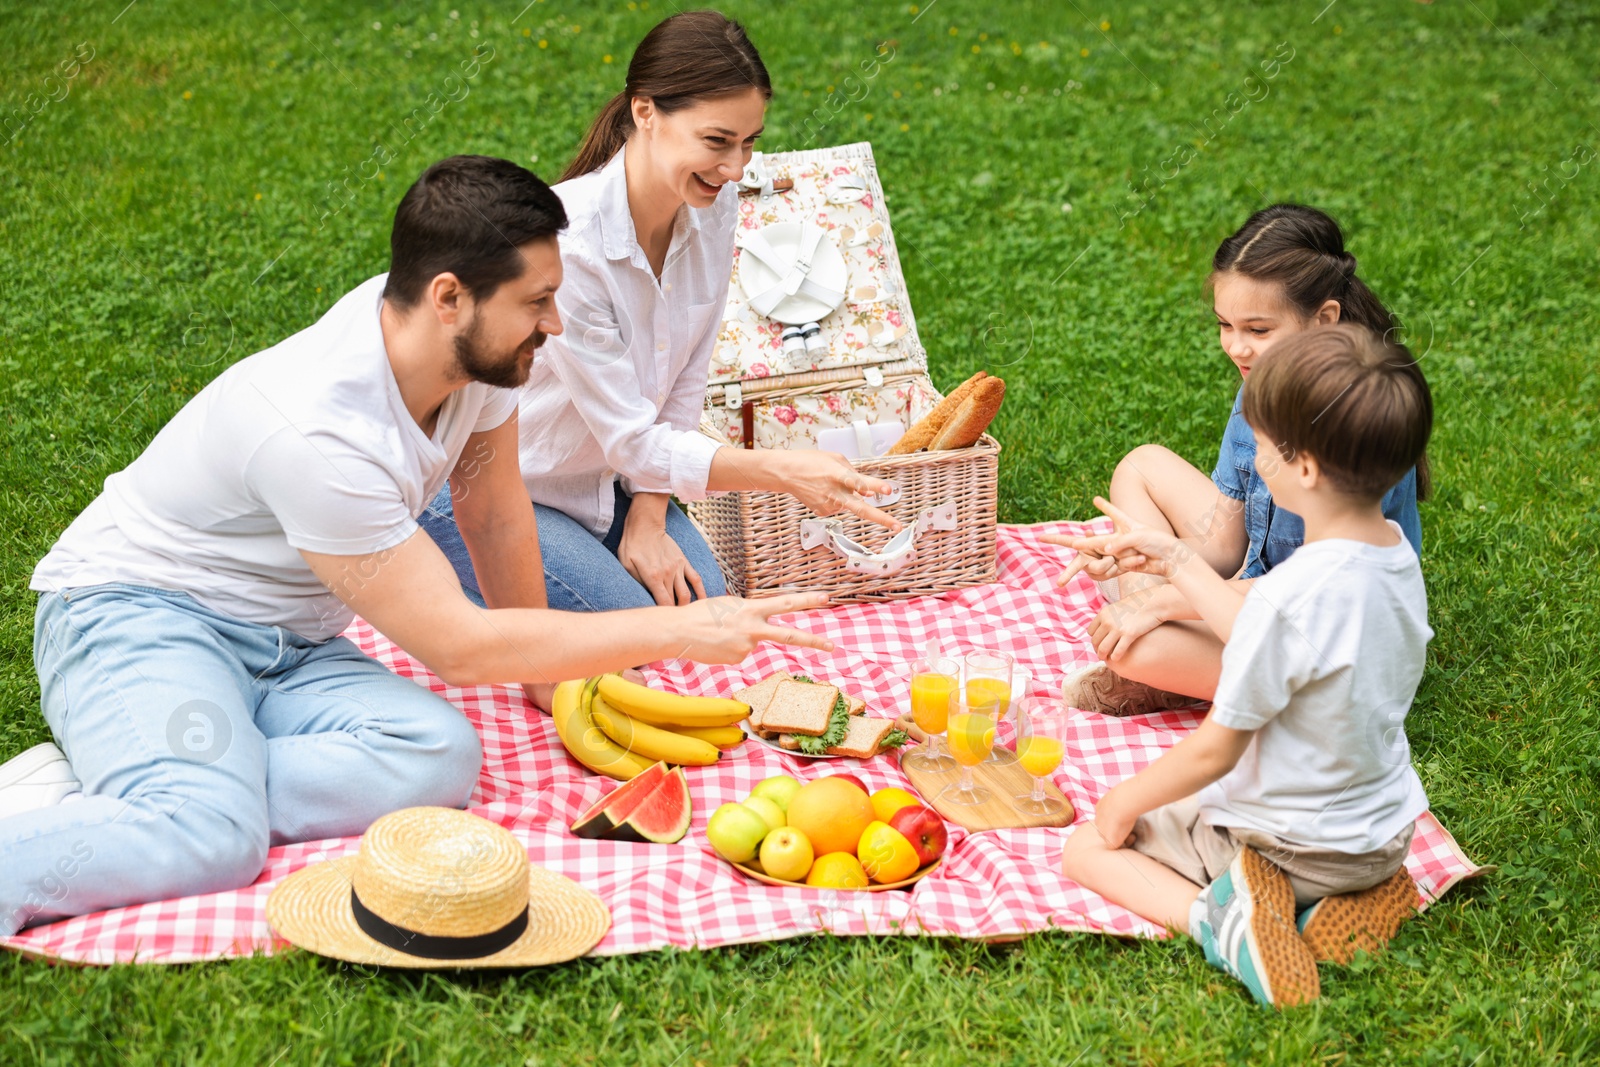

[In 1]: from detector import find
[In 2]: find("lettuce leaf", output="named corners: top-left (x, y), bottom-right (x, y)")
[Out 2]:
top-left (797, 694), bottom-right (850, 755)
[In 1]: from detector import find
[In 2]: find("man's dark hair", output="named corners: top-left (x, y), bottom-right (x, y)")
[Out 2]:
top-left (383, 155), bottom-right (567, 309)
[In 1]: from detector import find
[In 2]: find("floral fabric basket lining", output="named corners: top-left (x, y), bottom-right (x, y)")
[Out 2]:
top-left (691, 142), bottom-right (998, 603)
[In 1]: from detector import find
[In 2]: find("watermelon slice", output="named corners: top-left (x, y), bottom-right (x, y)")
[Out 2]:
top-left (609, 766), bottom-right (691, 844)
top-left (570, 761), bottom-right (669, 839)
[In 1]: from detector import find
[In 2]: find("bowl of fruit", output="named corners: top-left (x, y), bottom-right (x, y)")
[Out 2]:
top-left (705, 774), bottom-right (947, 890)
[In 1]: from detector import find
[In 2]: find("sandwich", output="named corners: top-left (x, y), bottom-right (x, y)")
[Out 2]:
top-left (825, 715), bottom-right (903, 759)
top-left (763, 680), bottom-right (842, 754)
top-left (733, 673), bottom-right (906, 757)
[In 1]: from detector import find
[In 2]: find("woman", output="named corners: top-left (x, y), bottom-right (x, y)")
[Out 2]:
top-left (1047, 204), bottom-right (1428, 714)
top-left (422, 10), bottom-right (897, 611)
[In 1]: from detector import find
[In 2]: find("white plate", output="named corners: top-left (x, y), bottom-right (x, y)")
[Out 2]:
top-left (737, 221), bottom-right (849, 325)
top-left (738, 717), bottom-right (847, 760)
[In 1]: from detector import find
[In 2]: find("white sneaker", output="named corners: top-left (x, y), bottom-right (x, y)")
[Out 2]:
top-left (0, 742), bottom-right (82, 820)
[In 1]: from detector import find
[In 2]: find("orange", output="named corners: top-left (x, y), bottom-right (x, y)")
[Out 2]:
top-left (857, 821), bottom-right (920, 883)
top-left (785, 777), bottom-right (875, 857)
top-left (804, 852), bottom-right (869, 889)
top-left (870, 787), bottom-right (922, 824)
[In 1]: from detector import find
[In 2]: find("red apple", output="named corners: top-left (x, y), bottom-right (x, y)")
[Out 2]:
top-left (888, 803), bottom-right (947, 866)
top-left (829, 773), bottom-right (869, 797)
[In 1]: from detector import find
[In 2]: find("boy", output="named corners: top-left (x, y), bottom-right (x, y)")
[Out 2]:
top-left (1059, 324), bottom-right (1433, 1008)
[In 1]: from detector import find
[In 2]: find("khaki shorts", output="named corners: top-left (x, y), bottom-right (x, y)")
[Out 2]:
top-left (1131, 794), bottom-right (1415, 909)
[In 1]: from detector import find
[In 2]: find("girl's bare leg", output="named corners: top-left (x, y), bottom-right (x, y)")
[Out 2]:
top-left (1107, 445), bottom-right (1247, 584)
top-left (1107, 620), bottom-right (1224, 701)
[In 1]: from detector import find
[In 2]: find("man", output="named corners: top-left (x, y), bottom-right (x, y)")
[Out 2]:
top-left (0, 156), bottom-right (831, 935)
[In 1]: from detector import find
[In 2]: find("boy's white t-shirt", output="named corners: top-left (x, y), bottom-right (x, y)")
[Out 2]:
top-left (30, 274), bottom-right (517, 642)
top-left (1198, 522), bottom-right (1432, 854)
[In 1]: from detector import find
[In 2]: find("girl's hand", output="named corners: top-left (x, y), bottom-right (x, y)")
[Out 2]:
top-left (1087, 589), bottom-right (1168, 662)
top-left (1050, 496), bottom-right (1192, 585)
top-left (1092, 784), bottom-right (1139, 851)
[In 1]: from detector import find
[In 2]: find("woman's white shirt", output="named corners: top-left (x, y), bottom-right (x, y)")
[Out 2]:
top-left (517, 148), bottom-right (737, 537)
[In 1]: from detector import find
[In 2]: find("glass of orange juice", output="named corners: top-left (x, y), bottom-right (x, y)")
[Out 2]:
top-left (1013, 699), bottom-right (1067, 817)
top-left (942, 694), bottom-right (1002, 806)
top-left (904, 657), bottom-right (958, 772)
top-left (964, 649), bottom-right (1015, 764)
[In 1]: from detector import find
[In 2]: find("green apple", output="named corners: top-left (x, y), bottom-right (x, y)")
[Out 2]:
top-left (750, 775), bottom-right (802, 814)
top-left (742, 795), bottom-right (786, 833)
top-left (759, 826), bottom-right (815, 883)
top-left (706, 802), bottom-right (770, 863)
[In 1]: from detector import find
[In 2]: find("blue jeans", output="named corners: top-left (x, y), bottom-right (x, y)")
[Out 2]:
top-left (418, 482), bottom-right (727, 611)
top-left (0, 585), bottom-right (481, 935)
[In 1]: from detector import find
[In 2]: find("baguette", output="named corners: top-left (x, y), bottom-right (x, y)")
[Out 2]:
top-left (929, 376), bottom-right (1005, 450)
top-left (886, 371), bottom-right (988, 455)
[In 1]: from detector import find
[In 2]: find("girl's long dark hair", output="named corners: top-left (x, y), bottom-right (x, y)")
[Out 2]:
top-left (1213, 203), bottom-right (1430, 499)
top-left (561, 11), bottom-right (771, 182)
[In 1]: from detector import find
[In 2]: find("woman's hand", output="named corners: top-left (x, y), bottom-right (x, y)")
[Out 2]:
top-left (775, 450), bottom-right (902, 530)
top-left (710, 448), bottom-right (902, 531)
top-left (618, 494), bottom-right (705, 606)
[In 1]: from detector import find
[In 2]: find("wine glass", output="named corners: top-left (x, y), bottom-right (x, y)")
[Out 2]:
top-left (964, 649), bottom-right (1015, 764)
top-left (1012, 698), bottom-right (1067, 817)
top-left (942, 693), bottom-right (1002, 806)
top-left (903, 656), bottom-right (958, 773)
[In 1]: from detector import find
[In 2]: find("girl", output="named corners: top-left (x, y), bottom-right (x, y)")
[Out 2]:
top-left (422, 11), bottom-right (897, 611)
top-left (1047, 204), bottom-right (1428, 714)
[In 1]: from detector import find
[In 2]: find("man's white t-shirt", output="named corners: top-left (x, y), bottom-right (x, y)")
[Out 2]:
top-left (1198, 522), bottom-right (1433, 853)
top-left (31, 274), bottom-right (517, 641)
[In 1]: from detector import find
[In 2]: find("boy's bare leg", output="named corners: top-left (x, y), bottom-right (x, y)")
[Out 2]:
top-left (1107, 620), bottom-right (1225, 701)
top-left (1062, 823), bottom-right (1205, 931)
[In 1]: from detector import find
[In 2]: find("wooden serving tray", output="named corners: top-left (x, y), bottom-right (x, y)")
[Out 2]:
top-left (894, 716), bottom-right (1075, 832)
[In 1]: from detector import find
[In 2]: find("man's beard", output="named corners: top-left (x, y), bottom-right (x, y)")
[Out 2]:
top-left (452, 313), bottom-right (544, 389)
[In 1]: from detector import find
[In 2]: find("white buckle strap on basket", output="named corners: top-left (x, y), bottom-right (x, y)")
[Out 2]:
top-left (736, 222), bottom-right (848, 324)
top-left (799, 500), bottom-right (955, 576)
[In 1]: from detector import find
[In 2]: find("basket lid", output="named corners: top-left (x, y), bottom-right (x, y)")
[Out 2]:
top-left (708, 141), bottom-right (927, 400)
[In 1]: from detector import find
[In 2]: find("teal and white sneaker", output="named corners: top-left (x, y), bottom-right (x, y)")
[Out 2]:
top-left (1189, 847), bottom-right (1320, 1008)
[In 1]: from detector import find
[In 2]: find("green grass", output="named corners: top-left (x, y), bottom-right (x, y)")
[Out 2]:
top-left (3, 0), bottom-right (1599, 1062)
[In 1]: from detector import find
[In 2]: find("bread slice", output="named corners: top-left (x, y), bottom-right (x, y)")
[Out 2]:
top-left (886, 371), bottom-right (988, 455)
top-left (825, 716), bottom-right (896, 759)
top-left (846, 695), bottom-right (866, 716)
top-left (734, 671), bottom-right (793, 731)
top-left (930, 376), bottom-right (1005, 450)
top-left (778, 734), bottom-right (801, 751)
top-left (760, 680), bottom-right (839, 737)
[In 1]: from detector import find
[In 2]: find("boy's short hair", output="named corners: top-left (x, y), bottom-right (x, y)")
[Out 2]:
top-left (383, 155), bottom-right (567, 310)
top-left (1242, 323), bottom-right (1432, 500)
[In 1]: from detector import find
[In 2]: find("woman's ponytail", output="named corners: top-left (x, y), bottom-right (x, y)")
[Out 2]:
top-left (558, 11), bottom-right (771, 183)
top-left (561, 92), bottom-right (635, 183)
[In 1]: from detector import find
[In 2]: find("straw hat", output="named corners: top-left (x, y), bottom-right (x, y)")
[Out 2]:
top-left (266, 807), bottom-right (609, 968)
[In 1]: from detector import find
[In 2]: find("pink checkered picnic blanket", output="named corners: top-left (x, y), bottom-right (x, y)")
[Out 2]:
top-left (1, 522), bottom-right (1485, 965)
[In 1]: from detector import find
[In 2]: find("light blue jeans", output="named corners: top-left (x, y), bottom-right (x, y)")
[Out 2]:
top-left (418, 481), bottom-right (727, 611)
top-left (0, 584), bottom-right (481, 935)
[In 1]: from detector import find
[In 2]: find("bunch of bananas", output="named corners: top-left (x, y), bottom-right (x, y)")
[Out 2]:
top-left (551, 674), bottom-right (750, 781)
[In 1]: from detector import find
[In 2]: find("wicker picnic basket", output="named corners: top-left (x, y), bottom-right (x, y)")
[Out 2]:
top-left (688, 142), bottom-right (999, 603)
